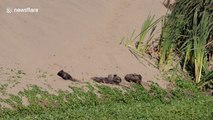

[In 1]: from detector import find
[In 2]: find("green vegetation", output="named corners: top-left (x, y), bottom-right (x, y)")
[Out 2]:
top-left (121, 15), bottom-right (162, 56)
top-left (159, 0), bottom-right (213, 85)
top-left (120, 15), bottom-right (163, 67)
top-left (0, 80), bottom-right (212, 119)
top-left (122, 0), bottom-right (213, 89)
top-left (117, 1), bottom-right (213, 118)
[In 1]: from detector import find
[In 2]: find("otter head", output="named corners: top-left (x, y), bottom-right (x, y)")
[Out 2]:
top-left (113, 74), bottom-right (121, 84)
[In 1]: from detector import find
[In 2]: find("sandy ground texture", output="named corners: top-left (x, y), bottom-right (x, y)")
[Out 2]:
top-left (0, 0), bottom-right (169, 95)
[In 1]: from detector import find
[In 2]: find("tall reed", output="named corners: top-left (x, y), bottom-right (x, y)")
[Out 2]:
top-left (160, 0), bottom-right (213, 83)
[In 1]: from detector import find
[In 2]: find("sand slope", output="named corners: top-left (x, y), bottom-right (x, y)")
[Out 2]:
top-left (0, 0), bottom-right (168, 93)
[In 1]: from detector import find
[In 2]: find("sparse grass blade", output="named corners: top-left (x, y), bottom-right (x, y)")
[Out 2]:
top-left (183, 42), bottom-right (192, 70)
top-left (122, 15), bottom-right (163, 65)
top-left (136, 15), bottom-right (155, 50)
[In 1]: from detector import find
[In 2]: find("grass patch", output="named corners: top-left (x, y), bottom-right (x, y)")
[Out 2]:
top-left (0, 80), bottom-right (212, 119)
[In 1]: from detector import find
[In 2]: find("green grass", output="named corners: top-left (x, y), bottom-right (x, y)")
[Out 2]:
top-left (0, 80), bottom-right (212, 120)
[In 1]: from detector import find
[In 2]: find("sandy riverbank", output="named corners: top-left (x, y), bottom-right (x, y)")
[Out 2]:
top-left (0, 0), bottom-right (168, 94)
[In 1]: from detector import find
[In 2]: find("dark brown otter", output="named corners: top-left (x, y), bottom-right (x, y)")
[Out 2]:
top-left (91, 74), bottom-right (121, 85)
top-left (57, 70), bottom-right (77, 81)
top-left (125, 74), bottom-right (142, 85)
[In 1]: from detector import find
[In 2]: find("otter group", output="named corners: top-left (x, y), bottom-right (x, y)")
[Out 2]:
top-left (57, 70), bottom-right (142, 85)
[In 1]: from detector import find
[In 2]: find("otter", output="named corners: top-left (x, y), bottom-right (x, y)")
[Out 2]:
top-left (91, 74), bottom-right (122, 85)
top-left (57, 70), bottom-right (77, 81)
top-left (124, 74), bottom-right (142, 85)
